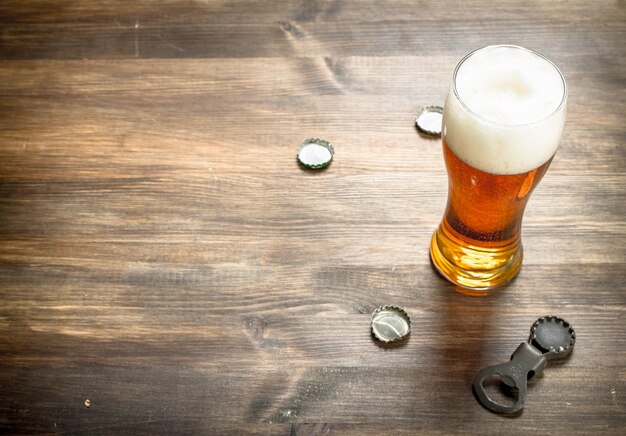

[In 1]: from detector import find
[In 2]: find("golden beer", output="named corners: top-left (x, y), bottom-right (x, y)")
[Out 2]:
top-left (430, 45), bottom-right (567, 290)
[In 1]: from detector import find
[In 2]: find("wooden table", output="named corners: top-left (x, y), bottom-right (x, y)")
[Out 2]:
top-left (1, 1), bottom-right (624, 434)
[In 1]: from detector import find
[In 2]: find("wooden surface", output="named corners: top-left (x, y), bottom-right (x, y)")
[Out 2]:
top-left (1, 1), bottom-right (625, 434)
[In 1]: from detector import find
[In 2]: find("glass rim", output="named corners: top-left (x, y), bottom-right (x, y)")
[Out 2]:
top-left (451, 44), bottom-right (568, 128)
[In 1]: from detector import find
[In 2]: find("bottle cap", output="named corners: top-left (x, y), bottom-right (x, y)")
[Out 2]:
top-left (415, 105), bottom-right (443, 136)
top-left (297, 138), bottom-right (334, 169)
top-left (371, 305), bottom-right (411, 343)
top-left (529, 315), bottom-right (576, 359)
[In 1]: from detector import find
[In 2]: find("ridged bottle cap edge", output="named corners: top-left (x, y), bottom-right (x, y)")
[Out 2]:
top-left (415, 105), bottom-right (444, 136)
top-left (297, 138), bottom-right (334, 169)
top-left (371, 305), bottom-right (411, 343)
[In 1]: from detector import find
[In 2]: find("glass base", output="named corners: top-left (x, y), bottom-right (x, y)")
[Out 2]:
top-left (429, 223), bottom-right (522, 291)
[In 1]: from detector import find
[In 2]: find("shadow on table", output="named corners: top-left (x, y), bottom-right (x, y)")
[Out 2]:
top-left (428, 263), bottom-right (518, 417)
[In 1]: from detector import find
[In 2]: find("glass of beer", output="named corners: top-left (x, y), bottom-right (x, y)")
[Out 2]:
top-left (430, 45), bottom-right (567, 290)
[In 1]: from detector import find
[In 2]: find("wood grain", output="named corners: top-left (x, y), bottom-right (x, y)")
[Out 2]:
top-left (1, 0), bottom-right (625, 434)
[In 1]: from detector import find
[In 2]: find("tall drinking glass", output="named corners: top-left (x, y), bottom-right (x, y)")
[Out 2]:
top-left (430, 45), bottom-right (567, 290)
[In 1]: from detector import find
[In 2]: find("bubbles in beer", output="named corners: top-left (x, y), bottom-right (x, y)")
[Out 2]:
top-left (443, 45), bottom-right (566, 175)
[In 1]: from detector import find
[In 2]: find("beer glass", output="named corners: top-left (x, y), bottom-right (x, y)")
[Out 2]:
top-left (430, 45), bottom-right (567, 290)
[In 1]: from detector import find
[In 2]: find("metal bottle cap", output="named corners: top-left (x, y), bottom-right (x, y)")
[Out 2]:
top-left (529, 315), bottom-right (576, 359)
top-left (415, 105), bottom-right (443, 136)
top-left (371, 305), bottom-right (411, 343)
top-left (297, 138), bottom-right (334, 169)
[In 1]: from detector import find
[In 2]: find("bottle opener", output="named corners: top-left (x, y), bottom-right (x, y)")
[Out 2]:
top-left (473, 316), bottom-right (576, 414)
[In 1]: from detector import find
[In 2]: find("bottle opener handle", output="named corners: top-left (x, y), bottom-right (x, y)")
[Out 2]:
top-left (473, 342), bottom-right (548, 414)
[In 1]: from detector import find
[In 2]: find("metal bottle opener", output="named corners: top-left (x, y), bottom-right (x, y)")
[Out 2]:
top-left (473, 316), bottom-right (576, 414)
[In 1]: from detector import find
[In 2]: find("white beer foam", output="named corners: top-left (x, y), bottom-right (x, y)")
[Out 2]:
top-left (443, 45), bottom-right (566, 175)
